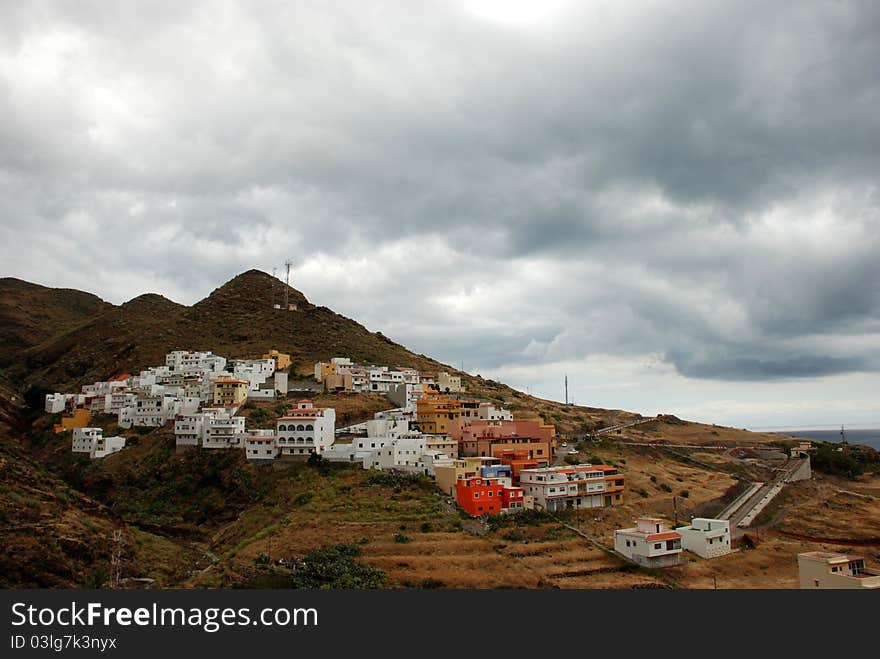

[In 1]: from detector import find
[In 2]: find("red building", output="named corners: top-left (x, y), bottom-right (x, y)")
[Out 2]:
top-left (456, 476), bottom-right (524, 517)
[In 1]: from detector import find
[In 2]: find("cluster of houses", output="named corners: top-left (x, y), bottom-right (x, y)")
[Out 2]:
top-left (46, 349), bottom-right (292, 458)
top-left (314, 356), bottom-right (463, 405)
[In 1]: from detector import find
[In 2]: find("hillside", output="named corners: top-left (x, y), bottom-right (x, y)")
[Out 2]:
top-left (0, 277), bottom-right (111, 368)
top-left (19, 270), bottom-right (450, 390)
top-left (2, 270), bottom-right (878, 589)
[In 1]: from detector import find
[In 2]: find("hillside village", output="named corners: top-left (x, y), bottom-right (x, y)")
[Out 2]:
top-left (4, 273), bottom-right (880, 590)
top-left (42, 345), bottom-right (880, 587)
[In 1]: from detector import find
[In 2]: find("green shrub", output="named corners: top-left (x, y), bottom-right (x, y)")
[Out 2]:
top-left (293, 492), bottom-right (314, 506)
top-left (393, 533), bottom-right (411, 543)
top-left (679, 490), bottom-right (690, 498)
top-left (659, 483), bottom-right (672, 493)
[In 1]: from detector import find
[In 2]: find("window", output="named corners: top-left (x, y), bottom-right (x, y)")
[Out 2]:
top-left (654, 543), bottom-right (662, 550)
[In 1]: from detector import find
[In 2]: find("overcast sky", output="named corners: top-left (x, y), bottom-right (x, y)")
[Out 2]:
top-left (2, 0), bottom-right (879, 429)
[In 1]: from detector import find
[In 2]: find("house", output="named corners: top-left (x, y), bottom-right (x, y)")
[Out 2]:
top-left (387, 382), bottom-right (425, 408)
top-left (276, 400), bottom-right (336, 456)
top-left (457, 421), bottom-right (552, 462)
top-left (125, 393), bottom-right (180, 427)
top-left (202, 410), bottom-right (247, 449)
top-left (435, 457), bottom-right (499, 496)
top-left (614, 517), bottom-right (683, 567)
top-left (174, 413), bottom-right (207, 447)
top-left (232, 359), bottom-right (275, 392)
top-left (72, 427), bottom-right (103, 453)
top-left (166, 350), bottom-right (227, 375)
top-left (91, 435), bottom-right (126, 459)
top-left (478, 403), bottom-right (513, 421)
top-left (676, 518), bottom-right (731, 558)
top-left (797, 552), bottom-right (880, 589)
top-left (499, 450), bottom-right (540, 484)
top-left (261, 349), bottom-right (291, 371)
top-left (213, 375), bottom-right (249, 408)
top-left (437, 372), bottom-right (463, 393)
top-left (71, 427), bottom-right (125, 459)
top-left (45, 393), bottom-right (67, 414)
top-left (416, 395), bottom-right (461, 434)
top-left (456, 476), bottom-right (524, 516)
top-left (520, 464), bottom-right (624, 511)
top-left (244, 430), bottom-right (279, 462)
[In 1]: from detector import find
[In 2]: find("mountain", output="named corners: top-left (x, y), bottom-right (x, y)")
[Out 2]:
top-left (18, 269), bottom-right (447, 390)
top-left (0, 277), bottom-right (111, 368)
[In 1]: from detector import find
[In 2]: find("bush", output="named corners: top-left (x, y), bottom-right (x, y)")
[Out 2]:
top-left (679, 490), bottom-right (690, 498)
top-left (420, 522), bottom-right (432, 533)
top-left (659, 483), bottom-right (672, 493)
top-left (393, 533), bottom-right (411, 544)
top-left (290, 545), bottom-right (387, 589)
top-left (293, 492), bottom-right (314, 506)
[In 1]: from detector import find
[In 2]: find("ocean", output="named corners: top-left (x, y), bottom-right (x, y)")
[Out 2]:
top-left (761, 428), bottom-right (880, 452)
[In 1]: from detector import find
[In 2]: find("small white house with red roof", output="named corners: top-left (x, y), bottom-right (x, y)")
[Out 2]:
top-left (614, 517), bottom-right (683, 567)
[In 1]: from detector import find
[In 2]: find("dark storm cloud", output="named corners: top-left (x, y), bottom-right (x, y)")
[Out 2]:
top-left (1, 0), bottom-right (879, 384)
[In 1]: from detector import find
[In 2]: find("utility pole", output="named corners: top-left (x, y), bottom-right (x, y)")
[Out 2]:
top-left (110, 529), bottom-right (124, 589)
top-left (565, 374), bottom-right (569, 406)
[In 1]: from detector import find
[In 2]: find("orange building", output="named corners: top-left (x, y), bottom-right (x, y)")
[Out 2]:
top-left (456, 476), bottom-right (524, 517)
top-left (499, 449), bottom-right (542, 484)
top-left (53, 408), bottom-right (92, 433)
top-left (416, 394), bottom-right (461, 434)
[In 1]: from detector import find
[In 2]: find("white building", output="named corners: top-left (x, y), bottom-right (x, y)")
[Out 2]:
top-left (519, 464), bottom-right (622, 511)
top-left (130, 394), bottom-right (180, 427)
top-left (244, 430), bottom-right (279, 462)
top-left (72, 427), bottom-right (103, 453)
top-left (478, 403), bottom-right (513, 421)
top-left (175, 413), bottom-right (206, 447)
top-left (676, 518), bottom-right (731, 559)
top-left (232, 359), bottom-right (276, 392)
top-left (165, 350), bottom-right (227, 375)
top-left (45, 393), bottom-right (67, 414)
top-left (798, 552), bottom-right (880, 589)
top-left (361, 436), bottom-right (452, 476)
top-left (276, 400), bottom-right (336, 456)
top-left (202, 410), bottom-right (246, 449)
top-left (614, 517), bottom-right (683, 568)
top-left (71, 427), bottom-right (126, 459)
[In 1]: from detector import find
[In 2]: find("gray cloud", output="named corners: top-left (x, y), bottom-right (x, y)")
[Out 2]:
top-left (2, 0), bottom-right (880, 422)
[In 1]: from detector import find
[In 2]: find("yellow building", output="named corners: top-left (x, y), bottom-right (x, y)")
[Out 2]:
top-left (262, 349), bottom-right (291, 371)
top-left (213, 376), bottom-right (249, 407)
top-left (314, 361), bottom-right (336, 382)
top-left (416, 395), bottom-right (461, 434)
top-left (434, 457), bottom-right (486, 496)
top-left (53, 408), bottom-right (92, 434)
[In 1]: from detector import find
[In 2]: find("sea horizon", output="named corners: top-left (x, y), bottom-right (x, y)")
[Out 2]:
top-left (747, 425), bottom-right (880, 452)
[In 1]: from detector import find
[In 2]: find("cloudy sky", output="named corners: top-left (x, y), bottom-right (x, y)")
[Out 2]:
top-left (2, 0), bottom-right (879, 429)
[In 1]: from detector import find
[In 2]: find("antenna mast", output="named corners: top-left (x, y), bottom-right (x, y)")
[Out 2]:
top-left (284, 259), bottom-right (292, 311)
top-left (840, 424), bottom-right (847, 447)
top-left (271, 267), bottom-right (277, 310)
top-left (565, 374), bottom-right (569, 405)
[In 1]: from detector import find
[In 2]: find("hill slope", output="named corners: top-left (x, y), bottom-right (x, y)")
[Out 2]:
top-left (19, 270), bottom-right (448, 390)
top-left (0, 278), bottom-right (111, 368)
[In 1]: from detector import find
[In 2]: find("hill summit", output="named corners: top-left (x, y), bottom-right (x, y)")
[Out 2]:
top-left (9, 270), bottom-right (445, 389)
